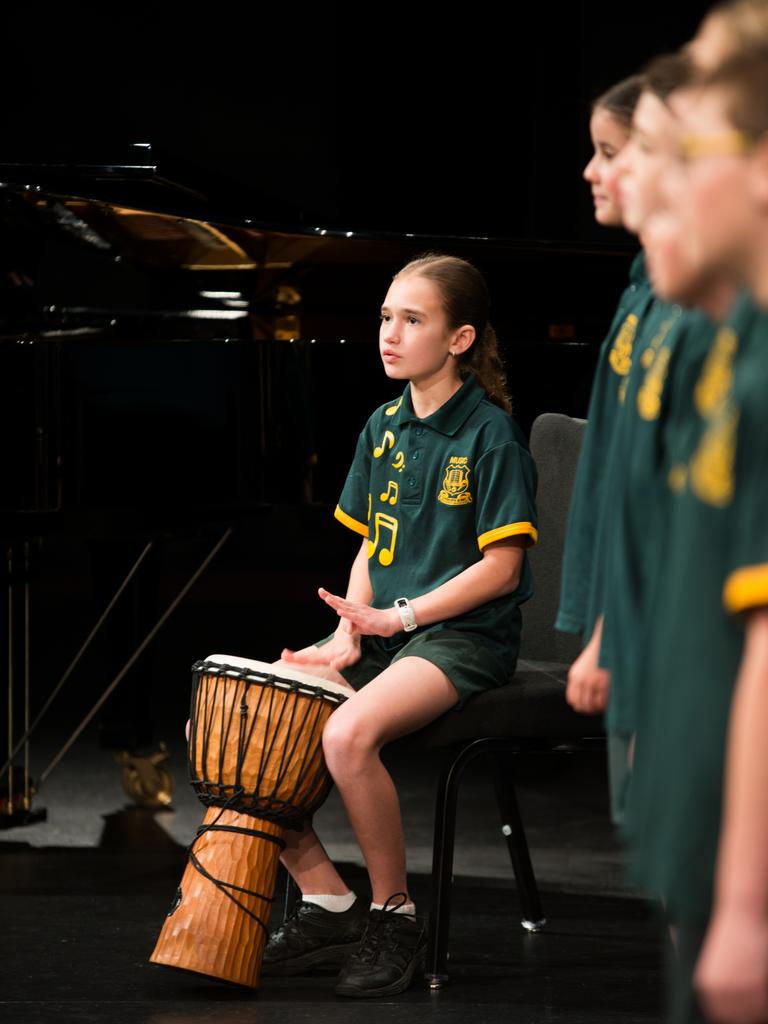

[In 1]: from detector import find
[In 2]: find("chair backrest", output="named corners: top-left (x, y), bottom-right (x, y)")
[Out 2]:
top-left (520, 413), bottom-right (585, 663)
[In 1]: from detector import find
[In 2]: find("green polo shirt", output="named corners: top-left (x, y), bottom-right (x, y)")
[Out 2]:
top-left (584, 289), bottom-right (682, 644)
top-left (625, 293), bottom-right (768, 926)
top-left (334, 375), bottom-right (538, 666)
top-left (599, 308), bottom-right (718, 735)
top-left (556, 251), bottom-right (655, 639)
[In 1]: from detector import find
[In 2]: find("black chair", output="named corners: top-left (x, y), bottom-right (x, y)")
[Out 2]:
top-left (408, 412), bottom-right (604, 988)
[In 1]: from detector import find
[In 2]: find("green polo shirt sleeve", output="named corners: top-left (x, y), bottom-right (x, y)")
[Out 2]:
top-left (474, 437), bottom-right (538, 551)
top-left (556, 252), bottom-right (654, 638)
top-left (722, 323), bottom-right (768, 615)
top-left (334, 424), bottom-right (373, 538)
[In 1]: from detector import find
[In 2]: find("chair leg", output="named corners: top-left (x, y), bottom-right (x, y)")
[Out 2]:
top-left (425, 746), bottom-right (473, 989)
top-left (490, 753), bottom-right (546, 931)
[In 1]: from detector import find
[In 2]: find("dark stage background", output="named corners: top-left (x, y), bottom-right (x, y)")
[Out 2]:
top-left (2, 3), bottom-right (704, 749)
top-left (3, 5), bottom-right (702, 238)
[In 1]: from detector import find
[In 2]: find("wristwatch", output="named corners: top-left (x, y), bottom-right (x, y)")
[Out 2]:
top-left (394, 597), bottom-right (418, 632)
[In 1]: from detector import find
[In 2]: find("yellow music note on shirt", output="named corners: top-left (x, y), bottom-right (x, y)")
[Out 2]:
top-left (373, 431), bottom-right (395, 458)
top-left (367, 512), bottom-right (398, 566)
top-left (391, 451), bottom-right (405, 471)
top-left (379, 481), bottom-right (399, 505)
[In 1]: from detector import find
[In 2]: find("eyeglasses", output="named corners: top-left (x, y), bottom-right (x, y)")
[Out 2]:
top-left (679, 130), bottom-right (756, 161)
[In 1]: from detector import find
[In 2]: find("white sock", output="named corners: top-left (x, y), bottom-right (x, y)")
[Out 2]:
top-left (371, 899), bottom-right (416, 917)
top-left (302, 891), bottom-right (356, 912)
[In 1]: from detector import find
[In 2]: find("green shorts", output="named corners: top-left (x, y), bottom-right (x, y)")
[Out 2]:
top-left (315, 628), bottom-right (514, 709)
top-left (608, 731), bottom-right (633, 829)
top-left (666, 920), bottom-right (707, 1024)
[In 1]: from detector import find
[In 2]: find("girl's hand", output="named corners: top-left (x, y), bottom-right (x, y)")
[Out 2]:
top-left (318, 587), bottom-right (401, 638)
top-left (281, 626), bottom-right (362, 673)
top-left (566, 619), bottom-right (610, 714)
top-left (566, 645), bottom-right (610, 714)
top-left (695, 907), bottom-right (768, 1023)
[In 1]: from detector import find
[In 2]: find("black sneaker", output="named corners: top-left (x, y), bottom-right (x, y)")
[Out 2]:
top-left (262, 897), bottom-right (368, 976)
top-left (334, 893), bottom-right (427, 998)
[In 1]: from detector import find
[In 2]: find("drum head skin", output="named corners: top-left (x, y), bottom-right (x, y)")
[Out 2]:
top-left (203, 655), bottom-right (352, 703)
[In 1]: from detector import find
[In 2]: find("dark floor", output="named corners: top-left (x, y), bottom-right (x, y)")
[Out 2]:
top-left (0, 732), bottom-right (663, 1024)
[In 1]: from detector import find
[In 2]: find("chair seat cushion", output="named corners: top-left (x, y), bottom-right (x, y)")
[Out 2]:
top-left (409, 659), bottom-right (604, 751)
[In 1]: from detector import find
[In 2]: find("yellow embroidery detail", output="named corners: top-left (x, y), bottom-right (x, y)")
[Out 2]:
top-left (608, 314), bottom-right (638, 377)
top-left (385, 397), bottom-right (403, 416)
top-left (391, 451), bottom-right (405, 471)
top-left (379, 481), bottom-right (398, 505)
top-left (694, 327), bottom-right (737, 419)
top-left (690, 405), bottom-right (739, 508)
top-left (667, 464), bottom-right (688, 494)
top-left (373, 430), bottom-right (395, 458)
top-left (637, 347), bottom-right (671, 421)
top-left (636, 313), bottom-right (679, 421)
top-left (367, 511), bottom-right (398, 566)
top-left (438, 456), bottom-right (473, 507)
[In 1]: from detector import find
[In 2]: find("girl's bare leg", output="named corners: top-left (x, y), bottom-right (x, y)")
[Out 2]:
top-left (270, 655), bottom-right (355, 895)
top-left (321, 656), bottom-right (458, 904)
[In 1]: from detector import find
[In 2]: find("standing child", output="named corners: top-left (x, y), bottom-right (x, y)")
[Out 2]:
top-left (557, 73), bottom-right (648, 699)
top-left (624, 51), bottom-right (768, 1024)
top-left (557, 74), bottom-right (659, 822)
top-left (263, 253), bottom-right (538, 997)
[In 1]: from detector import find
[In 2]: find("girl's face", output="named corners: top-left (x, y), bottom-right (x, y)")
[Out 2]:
top-left (379, 274), bottom-right (472, 388)
top-left (608, 92), bottom-right (682, 235)
top-left (582, 107), bottom-right (630, 226)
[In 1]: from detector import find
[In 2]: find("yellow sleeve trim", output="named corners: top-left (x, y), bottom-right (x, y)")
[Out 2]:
top-left (723, 563), bottom-right (768, 614)
top-left (334, 504), bottom-right (368, 538)
top-left (477, 522), bottom-right (538, 551)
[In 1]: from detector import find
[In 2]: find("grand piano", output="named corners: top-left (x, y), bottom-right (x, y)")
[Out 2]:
top-left (0, 141), bottom-right (635, 820)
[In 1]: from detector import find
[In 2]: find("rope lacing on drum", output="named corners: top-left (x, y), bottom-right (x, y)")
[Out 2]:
top-left (186, 792), bottom-right (286, 939)
top-left (188, 663), bottom-right (337, 828)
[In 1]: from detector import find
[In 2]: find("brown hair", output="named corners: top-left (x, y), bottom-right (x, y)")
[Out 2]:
top-left (701, 50), bottom-right (768, 138)
top-left (641, 51), bottom-right (695, 103)
top-left (593, 75), bottom-right (644, 127)
top-left (702, 0), bottom-right (768, 58)
top-left (395, 253), bottom-right (512, 413)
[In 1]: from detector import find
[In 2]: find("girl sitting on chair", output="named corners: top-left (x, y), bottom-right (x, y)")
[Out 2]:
top-left (264, 252), bottom-right (538, 998)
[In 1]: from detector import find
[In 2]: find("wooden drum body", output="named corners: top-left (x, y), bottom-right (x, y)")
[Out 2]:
top-left (150, 655), bottom-right (349, 988)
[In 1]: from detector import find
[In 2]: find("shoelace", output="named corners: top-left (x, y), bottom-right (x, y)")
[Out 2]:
top-left (272, 900), bottom-right (315, 943)
top-left (354, 892), bottom-right (412, 964)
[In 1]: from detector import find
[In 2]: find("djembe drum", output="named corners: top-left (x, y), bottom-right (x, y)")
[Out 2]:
top-left (150, 654), bottom-right (349, 988)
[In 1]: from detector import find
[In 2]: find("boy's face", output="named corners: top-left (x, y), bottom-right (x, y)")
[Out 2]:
top-left (638, 88), bottom-right (723, 305)
top-left (662, 86), bottom-right (757, 287)
top-left (641, 207), bottom-right (699, 304)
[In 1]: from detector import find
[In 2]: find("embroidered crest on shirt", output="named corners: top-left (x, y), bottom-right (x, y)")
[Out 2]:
top-left (438, 457), bottom-right (473, 506)
top-left (694, 327), bottom-right (737, 419)
top-left (689, 404), bottom-right (739, 509)
top-left (636, 314), bottom-right (679, 421)
top-left (608, 313), bottom-right (638, 378)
